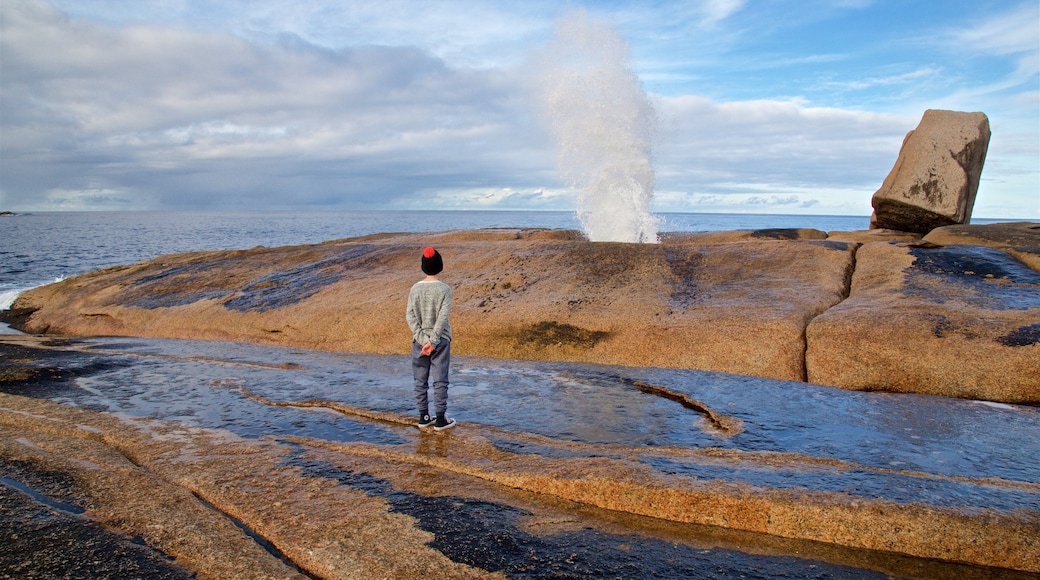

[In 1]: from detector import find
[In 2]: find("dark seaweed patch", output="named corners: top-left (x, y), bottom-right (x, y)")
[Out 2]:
top-left (132, 259), bottom-right (233, 285)
top-left (223, 257), bottom-right (343, 312)
top-left (0, 483), bottom-right (193, 579)
top-left (286, 454), bottom-right (887, 579)
top-left (516, 321), bottom-right (611, 349)
top-left (906, 245), bottom-right (1040, 310)
top-left (127, 258), bottom-right (241, 309)
top-left (664, 248), bottom-right (701, 308)
top-left (0, 459), bottom-right (90, 513)
top-left (224, 245), bottom-right (382, 312)
top-left (131, 290), bottom-right (230, 309)
top-left (0, 343), bottom-right (131, 397)
top-left (997, 323), bottom-right (1040, 347)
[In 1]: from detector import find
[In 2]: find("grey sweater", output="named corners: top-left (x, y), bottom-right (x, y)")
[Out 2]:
top-left (406, 279), bottom-right (452, 346)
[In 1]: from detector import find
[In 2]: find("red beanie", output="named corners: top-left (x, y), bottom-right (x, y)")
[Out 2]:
top-left (421, 247), bottom-right (443, 275)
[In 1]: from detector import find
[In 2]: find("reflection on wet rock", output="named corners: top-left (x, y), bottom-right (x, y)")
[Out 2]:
top-left (1, 336), bottom-right (1038, 577)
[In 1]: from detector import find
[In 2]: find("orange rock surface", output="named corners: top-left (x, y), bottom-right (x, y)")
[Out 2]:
top-left (9, 224), bottom-right (1040, 403)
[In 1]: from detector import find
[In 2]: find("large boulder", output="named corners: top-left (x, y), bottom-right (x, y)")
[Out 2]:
top-left (806, 241), bottom-right (1040, 402)
top-left (870, 110), bottom-right (990, 233)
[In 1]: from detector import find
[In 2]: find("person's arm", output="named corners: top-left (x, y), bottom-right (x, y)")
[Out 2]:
top-left (429, 287), bottom-right (452, 346)
top-left (405, 287), bottom-right (424, 344)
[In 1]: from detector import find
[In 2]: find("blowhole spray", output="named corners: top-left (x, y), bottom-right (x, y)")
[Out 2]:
top-left (538, 10), bottom-right (660, 243)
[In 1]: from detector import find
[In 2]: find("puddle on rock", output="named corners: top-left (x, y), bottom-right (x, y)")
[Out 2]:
top-left (286, 451), bottom-right (895, 579)
top-left (2, 335), bottom-right (1039, 578)
top-left (6, 337), bottom-right (1039, 510)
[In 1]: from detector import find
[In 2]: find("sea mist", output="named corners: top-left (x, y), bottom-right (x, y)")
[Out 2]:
top-left (539, 10), bottom-right (659, 243)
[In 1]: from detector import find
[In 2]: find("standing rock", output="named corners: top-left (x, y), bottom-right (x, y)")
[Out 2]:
top-left (870, 110), bottom-right (990, 234)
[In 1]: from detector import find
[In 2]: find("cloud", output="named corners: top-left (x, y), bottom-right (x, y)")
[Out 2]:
top-left (422, 186), bottom-right (571, 210)
top-left (699, 0), bottom-right (747, 26)
top-left (48, 0), bottom-right (554, 69)
top-left (830, 67), bottom-right (944, 92)
top-left (745, 195), bottom-right (800, 206)
top-left (951, 2), bottom-right (1039, 57)
top-left (1, 0), bottom-right (1035, 217)
top-left (940, 2), bottom-right (1040, 99)
top-left (0, 0), bottom-right (557, 210)
top-left (653, 95), bottom-right (912, 189)
top-left (0, 0), bottom-right (915, 215)
top-left (40, 187), bottom-right (156, 210)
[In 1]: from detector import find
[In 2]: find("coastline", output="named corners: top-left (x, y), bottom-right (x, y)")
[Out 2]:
top-left (6, 223), bottom-right (1039, 403)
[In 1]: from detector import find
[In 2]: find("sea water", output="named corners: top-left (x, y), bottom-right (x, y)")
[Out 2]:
top-left (0, 210), bottom-right (881, 307)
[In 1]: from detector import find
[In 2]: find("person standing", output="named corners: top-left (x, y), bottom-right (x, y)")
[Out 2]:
top-left (406, 246), bottom-right (456, 431)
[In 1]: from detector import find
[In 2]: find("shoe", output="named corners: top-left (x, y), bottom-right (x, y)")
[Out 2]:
top-left (417, 413), bottom-right (435, 429)
top-left (434, 415), bottom-right (456, 431)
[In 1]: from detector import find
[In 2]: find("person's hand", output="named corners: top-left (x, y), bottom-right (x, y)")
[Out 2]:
top-left (420, 342), bottom-right (435, 356)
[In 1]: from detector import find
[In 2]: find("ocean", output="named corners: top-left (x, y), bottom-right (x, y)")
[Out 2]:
top-left (0, 208), bottom-right (998, 310)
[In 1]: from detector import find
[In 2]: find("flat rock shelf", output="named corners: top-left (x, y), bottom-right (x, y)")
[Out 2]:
top-left (1, 335), bottom-right (1038, 578)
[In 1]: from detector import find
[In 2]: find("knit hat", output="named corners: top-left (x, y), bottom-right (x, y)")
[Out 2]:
top-left (421, 246), bottom-right (443, 275)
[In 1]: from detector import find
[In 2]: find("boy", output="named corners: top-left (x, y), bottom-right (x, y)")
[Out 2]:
top-left (406, 246), bottom-right (456, 431)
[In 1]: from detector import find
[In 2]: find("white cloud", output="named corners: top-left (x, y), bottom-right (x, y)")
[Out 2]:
top-left (952, 3), bottom-right (1039, 57)
top-left (421, 186), bottom-right (572, 210)
top-left (831, 67), bottom-right (944, 92)
top-left (0, 0), bottom-right (557, 210)
top-left (653, 95), bottom-right (912, 187)
top-left (49, 0), bottom-right (554, 69)
top-left (746, 195), bottom-right (800, 206)
top-left (1, 0), bottom-right (1036, 218)
top-left (39, 187), bottom-right (158, 210)
top-left (699, 0), bottom-right (747, 26)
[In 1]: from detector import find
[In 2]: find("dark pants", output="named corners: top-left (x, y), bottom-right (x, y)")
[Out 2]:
top-left (413, 340), bottom-right (450, 416)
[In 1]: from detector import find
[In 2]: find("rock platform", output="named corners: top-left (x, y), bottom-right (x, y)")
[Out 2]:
top-left (6, 222), bottom-right (1039, 403)
top-left (2, 335), bottom-right (1038, 577)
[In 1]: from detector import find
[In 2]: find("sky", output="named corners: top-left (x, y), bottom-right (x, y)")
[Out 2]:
top-left (1, 0), bottom-right (1037, 218)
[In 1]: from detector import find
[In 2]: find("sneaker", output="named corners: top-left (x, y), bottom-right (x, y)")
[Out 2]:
top-left (433, 415), bottom-right (457, 431)
top-left (417, 413), bottom-right (435, 429)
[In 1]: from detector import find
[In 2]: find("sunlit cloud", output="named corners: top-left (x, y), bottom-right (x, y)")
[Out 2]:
top-left (0, 0), bottom-right (1036, 217)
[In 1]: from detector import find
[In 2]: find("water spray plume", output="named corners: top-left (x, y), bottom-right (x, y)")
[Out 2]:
top-left (539, 10), bottom-right (659, 243)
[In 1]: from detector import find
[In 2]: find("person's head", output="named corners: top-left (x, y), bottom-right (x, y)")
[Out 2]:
top-left (421, 246), bottom-right (443, 276)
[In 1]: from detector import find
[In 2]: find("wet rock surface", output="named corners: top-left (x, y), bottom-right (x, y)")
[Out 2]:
top-left (0, 482), bottom-right (196, 580)
top-left (8, 225), bottom-right (1038, 403)
top-left (924, 221), bottom-right (1040, 271)
top-left (806, 240), bottom-right (1040, 402)
top-left (7, 229), bottom-right (855, 384)
top-left (1, 335), bottom-right (1038, 578)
